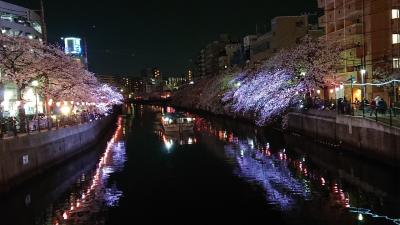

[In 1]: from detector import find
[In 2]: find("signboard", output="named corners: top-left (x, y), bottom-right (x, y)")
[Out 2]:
top-left (64, 37), bottom-right (82, 55)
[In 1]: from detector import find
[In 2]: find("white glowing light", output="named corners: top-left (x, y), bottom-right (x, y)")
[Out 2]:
top-left (31, 80), bottom-right (39, 87)
top-left (358, 213), bottom-right (363, 221)
top-left (61, 106), bottom-right (70, 115)
top-left (64, 37), bottom-right (82, 55)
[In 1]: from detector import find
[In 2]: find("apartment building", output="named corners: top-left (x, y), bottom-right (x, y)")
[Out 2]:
top-left (318, 0), bottom-right (400, 101)
top-left (250, 15), bottom-right (323, 64)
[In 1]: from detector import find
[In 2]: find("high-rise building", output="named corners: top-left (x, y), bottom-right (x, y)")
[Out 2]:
top-left (196, 34), bottom-right (233, 77)
top-left (250, 15), bottom-right (323, 64)
top-left (0, 1), bottom-right (44, 118)
top-left (62, 37), bottom-right (88, 69)
top-left (243, 35), bottom-right (259, 61)
top-left (318, 0), bottom-right (398, 101)
top-left (0, 0), bottom-right (43, 40)
top-left (196, 49), bottom-right (206, 77)
top-left (140, 67), bottom-right (162, 85)
top-left (186, 70), bottom-right (193, 81)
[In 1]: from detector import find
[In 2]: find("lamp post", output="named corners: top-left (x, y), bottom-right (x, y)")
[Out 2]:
top-left (360, 69), bottom-right (367, 117)
top-left (32, 80), bottom-right (39, 131)
top-left (348, 76), bottom-right (355, 116)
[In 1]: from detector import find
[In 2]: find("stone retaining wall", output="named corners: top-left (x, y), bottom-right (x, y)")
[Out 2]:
top-left (0, 116), bottom-right (115, 192)
top-left (288, 112), bottom-right (400, 166)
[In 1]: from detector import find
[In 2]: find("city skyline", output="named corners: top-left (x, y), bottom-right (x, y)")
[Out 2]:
top-left (6, 0), bottom-right (317, 76)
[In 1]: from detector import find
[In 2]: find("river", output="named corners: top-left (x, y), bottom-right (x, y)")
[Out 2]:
top-left (1, 104), bottom-right (399, 225)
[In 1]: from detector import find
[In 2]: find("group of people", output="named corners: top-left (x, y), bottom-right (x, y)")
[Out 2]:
top-left (301, 93), bottom-right (390, 117)
top-left (354, 96), bottom-right (388, 116)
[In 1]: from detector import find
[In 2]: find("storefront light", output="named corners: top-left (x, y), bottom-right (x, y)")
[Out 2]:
top-left (4, 90), bottom-right (13, 101)
top-left (61, 106), bottom-right (70, 115)
top-left (31, 80), bottom-right (39, 87)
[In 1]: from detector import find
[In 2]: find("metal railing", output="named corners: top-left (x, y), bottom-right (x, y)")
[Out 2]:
top-left (350, 104), bottom-right (400, 127)
top-left (291, 98), bottom-right (400, 128)
top-left (0, 113), bottom-right (106, 139)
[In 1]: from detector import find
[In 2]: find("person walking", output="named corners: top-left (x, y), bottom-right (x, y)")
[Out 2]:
top-left (377, 98), bottom-right (387, 114)
top-left (370, 98), bottom-right (377, 116)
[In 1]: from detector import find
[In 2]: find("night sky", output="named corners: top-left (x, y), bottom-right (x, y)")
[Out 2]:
top-left (7, 0), bottom-right (317, 76)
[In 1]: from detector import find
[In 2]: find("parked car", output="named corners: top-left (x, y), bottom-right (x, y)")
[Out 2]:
top-left (29, 113), bottom-right (49, 131)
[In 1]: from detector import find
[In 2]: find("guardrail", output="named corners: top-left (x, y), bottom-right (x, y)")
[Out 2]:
top-left (0, 113), bottom-right (107, 139)
top-left (291, 99), bottom-right (400, 128)
top-left (350, 104), bottom-right (400, 127)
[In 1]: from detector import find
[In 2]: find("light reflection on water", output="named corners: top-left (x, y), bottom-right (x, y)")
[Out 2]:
top-left (225, 143), bottom-right (311, 210)
top-left (28, 105), bottom-right (399, 225)
top-left (194, 115), bottom-right (400, 225)
top-left (49, 117), bottom-right (126, 225)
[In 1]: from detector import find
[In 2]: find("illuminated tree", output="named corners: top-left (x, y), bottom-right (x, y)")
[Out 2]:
top-left (0, 35), bottom-right (122, 125)
top-left (173, 36), bottom-right (342, 126)
top-left (223, 36), bottom-right (342, 125)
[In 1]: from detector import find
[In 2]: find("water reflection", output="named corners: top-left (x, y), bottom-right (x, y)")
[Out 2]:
top-left (149, 105), bottom-right (197, 152)
top-left (194, 115), bottom-right (400, 225)
top-left (50, 117), bottom-right (126, 225)
top-left (3, 105), bottom-right (398, 225)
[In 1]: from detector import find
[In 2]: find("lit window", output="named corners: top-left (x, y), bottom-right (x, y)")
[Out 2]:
top-left (392, 9), bottom-right (400, 19)
top-left (393, 58), bottom-right (400, 68)
top-left (393, 34), bottom-right (400, 44)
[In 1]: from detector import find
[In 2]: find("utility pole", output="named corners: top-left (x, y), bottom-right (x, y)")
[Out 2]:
top-left (83, 37), bottom-right (89, 70)
top-left (40, 0), bottom-right (48, 44)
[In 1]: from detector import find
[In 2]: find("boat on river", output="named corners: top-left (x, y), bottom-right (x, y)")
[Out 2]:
top-left (161, 112), bottom-right (195, 133)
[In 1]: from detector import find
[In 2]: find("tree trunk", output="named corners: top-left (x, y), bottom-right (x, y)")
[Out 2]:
top-left (17, 88), bottom-right (26, 133)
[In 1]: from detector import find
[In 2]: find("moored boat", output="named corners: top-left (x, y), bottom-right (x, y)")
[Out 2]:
top-left (161, 112), bottom-right (195, 132)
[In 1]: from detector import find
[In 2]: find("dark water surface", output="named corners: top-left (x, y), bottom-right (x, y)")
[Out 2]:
top-left (1, 105), bottom-right (399, 225)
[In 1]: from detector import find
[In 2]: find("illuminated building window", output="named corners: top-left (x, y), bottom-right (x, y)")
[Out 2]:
top-left (392, 9), bottom-right (400, 19)
top-left (393, 58), bottom-right (400, 69)
top-left (393, 34), bottom-right (400, 44)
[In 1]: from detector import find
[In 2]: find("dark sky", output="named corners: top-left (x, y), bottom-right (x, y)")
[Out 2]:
top-left (8, 0), bottom-right (318, 76)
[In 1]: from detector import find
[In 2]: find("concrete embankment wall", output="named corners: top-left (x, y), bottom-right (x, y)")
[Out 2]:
top-left (287, 111), bottom-right (400, 166)
top-left (0, 116), bottom-right (115, 192)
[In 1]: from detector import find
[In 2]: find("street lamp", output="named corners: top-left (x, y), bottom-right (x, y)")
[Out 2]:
top-left (360, 69), bottom-right (367, 117)
top-left (360, 69), bottom-right (367, 98)
top-left (347, 76), bottom-right (356, 116)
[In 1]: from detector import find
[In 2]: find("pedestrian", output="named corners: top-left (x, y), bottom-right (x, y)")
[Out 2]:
top-left (355, 98), bottom-right (360, 110)
top-left (370, 98), bottom-right (377, 116)
top-left (377, 98), bottom-right (387, 114)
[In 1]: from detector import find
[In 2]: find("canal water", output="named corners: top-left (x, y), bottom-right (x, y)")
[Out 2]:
top-left (1, 105), bottom-right (399, 225)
